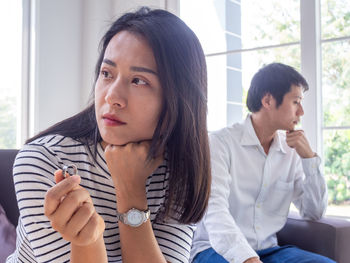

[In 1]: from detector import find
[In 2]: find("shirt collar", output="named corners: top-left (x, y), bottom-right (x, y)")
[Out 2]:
top-left (240, 114), bottom-right (261, 146)
top-left (240, 114), bottom-right (287, 154)
top-left (271, 131), bottom-right (287, 154)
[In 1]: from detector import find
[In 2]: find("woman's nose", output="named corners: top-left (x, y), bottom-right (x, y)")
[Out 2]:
top-left (105, 78), bottom-right (127, 108)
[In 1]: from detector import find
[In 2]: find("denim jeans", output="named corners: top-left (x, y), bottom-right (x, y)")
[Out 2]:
top-left (193, 246), bottom-right (336, 263)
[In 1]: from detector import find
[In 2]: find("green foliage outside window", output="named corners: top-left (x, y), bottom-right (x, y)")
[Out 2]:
top-left (324, 130), bottom-right (350, 204)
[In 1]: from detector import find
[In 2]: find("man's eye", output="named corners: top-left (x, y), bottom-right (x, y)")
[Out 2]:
top-left (132, 78), bottom-right (148, 85)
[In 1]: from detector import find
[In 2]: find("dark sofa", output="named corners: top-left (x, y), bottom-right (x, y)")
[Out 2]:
top-left (1, 149), bottom-right (350, 262)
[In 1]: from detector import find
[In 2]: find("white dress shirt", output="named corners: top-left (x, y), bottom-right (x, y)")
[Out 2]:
top-left (190, 115), bottom-right (328, 263)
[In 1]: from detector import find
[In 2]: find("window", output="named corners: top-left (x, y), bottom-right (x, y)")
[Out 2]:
top-left (321, 0), bottom-right (350, 217)
top-left (0, 1), bottom-right (23, 149)
top-left (180, 0), bottom-right (350, 218)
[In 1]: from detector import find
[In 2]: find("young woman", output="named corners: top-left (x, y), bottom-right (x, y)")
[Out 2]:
top-left (7, 7), bottom-right (210, 263)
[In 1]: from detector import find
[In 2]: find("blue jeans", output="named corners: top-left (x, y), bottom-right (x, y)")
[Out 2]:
top-left (193, 246), bottom-right (336, 263)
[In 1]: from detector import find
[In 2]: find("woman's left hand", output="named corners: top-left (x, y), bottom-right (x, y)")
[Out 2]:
top-left (104, 141), bottom-right (163, 209)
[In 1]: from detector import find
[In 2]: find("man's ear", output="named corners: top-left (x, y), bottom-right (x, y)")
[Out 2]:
top-left (261, 93), bottom-right (275, 109)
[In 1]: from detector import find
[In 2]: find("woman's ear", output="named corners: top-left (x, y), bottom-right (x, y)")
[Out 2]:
top-left (261, 93), bottom-right (275, 110)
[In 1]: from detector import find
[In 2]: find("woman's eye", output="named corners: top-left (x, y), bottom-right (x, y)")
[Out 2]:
top-left (100, 70), bottom-right (112, 79)
top-left (132, 78), bottom-right (148, 86)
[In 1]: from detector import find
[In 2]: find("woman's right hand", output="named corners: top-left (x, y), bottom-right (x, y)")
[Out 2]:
top-left (44, 170), bottom-right (105, 247)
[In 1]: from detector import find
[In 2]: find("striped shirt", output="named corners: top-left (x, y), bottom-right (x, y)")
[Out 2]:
top-left (6, 135), bottom-right (194, 263)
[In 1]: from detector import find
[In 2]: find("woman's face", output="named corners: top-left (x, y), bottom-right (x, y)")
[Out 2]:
top-left (95, 31), bottom-right (162, 146)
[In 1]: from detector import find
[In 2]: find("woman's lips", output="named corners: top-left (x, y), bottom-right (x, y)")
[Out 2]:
top-left (102, 114), bottom-right (126, 126)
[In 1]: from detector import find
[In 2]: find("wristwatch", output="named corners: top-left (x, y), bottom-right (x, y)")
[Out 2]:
top-left (116, 208), bottom-right (150, 227)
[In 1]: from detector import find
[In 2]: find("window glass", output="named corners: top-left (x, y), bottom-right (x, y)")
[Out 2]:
top-left (324, 129), bottom-right (350, 217)
top-left (181, 0), bottom-right (299, 55)
top-left (321, 0), bottom-right (350, 40)
top-left (241, 0), bottom-right (300, 49)
top-left (0, 1), bottom-right (22, 148)
top-left (180, 0), bottom-right (241, 54)
top-left (322, 40), bottom-right (350, 127)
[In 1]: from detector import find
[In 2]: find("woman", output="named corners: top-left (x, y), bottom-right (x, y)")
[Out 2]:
top-left (7, 7), bottom-right (210, 263)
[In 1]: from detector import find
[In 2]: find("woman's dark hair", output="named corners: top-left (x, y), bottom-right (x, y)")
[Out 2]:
top-left (27, 7), bottom-right (210, 224)
top-left (246, 62), bottom-right (309, 112)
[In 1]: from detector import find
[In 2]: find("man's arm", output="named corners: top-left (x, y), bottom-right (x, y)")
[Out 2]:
top-left (286, 130), bottom-right (328, 220)
top-left (205, 133), bottom-right (259, 263)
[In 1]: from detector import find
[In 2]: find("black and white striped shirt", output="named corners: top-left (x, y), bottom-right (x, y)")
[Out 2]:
top-left (6, 135), bottom-right (194, 263)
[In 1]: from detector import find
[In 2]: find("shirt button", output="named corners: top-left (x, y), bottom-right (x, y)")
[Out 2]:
top-left (256, 204), bottom-right (261, 208)
top-left (256, 226), bottom-right (260, 230)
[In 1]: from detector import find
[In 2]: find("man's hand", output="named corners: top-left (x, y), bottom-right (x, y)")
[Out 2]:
top-left (244, 257), bottom-right (263, 263)
top-left (286, 130), bottom-right (315, 158)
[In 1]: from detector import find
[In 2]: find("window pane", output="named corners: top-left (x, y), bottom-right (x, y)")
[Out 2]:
top-left (241, 0), bottom-right (300, 49)
top-left (0, 1), bottom-right (22, 149)
top-left (321, 0), bottom-right (350, 40)
top-left (180, 0), bottom-right (299, 55)
top-left (322, 40), bottom-right (350, 127)
top-left (323, 129), bottom-right (350, 217)
top-left (180, 0), bottom-right (242, 54)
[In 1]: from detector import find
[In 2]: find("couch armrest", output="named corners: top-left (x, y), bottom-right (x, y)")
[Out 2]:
top-left (277, 212), bottom-right (350, 263)
top-left (0, 149), bottom-right (19, 227)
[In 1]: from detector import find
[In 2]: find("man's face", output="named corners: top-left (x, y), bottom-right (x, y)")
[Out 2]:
top-left (271, 85), bottom-right (304, 131)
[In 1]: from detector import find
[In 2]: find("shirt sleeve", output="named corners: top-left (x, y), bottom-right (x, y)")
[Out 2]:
top-left (10, 143), bottom-right (71, 263)
top-left (204, 134), bottom-right (258, 263)
top-left (292, 154), bottom-right (328, 220)
top-left (152, 220), bottom-right (195, 263)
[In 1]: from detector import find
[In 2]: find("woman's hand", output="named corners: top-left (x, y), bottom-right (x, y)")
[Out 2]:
top-left (104, 141), bottom-right (163, 210)
top-left (44, 170), bottom-right (105, 247)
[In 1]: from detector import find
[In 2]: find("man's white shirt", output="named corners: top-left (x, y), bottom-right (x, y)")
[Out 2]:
top-left (190, 115), bottom-right (328, 263)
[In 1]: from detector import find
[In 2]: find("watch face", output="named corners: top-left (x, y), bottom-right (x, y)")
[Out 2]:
top-left (127, 209), bottom-right (143, 226)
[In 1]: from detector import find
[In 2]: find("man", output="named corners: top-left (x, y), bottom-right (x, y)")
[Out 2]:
top-left (191, 63), bottom-right (334, 263)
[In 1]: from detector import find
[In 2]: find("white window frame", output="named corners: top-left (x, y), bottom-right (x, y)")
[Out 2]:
top-left (300, 0), bottom-right (323, 155)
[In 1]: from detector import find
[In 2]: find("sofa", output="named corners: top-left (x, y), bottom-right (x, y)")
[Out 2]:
top-left (1, 149), bottom-right (350, 262)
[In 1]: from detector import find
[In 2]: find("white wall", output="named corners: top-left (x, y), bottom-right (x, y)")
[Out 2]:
top-left (30, 0), bottom-right (171, 136)
top-left (33, 0), bottom-right (84, 134)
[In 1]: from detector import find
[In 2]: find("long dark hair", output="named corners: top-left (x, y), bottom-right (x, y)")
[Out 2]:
top-left (27, 7), bottom-right (210, 224)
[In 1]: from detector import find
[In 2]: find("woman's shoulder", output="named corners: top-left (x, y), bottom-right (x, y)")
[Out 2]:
top-left (23, 134), bottom-right (87, 155)
top-left (27, 134), bottom-right (82, 148)
top-left (16, 134), bottom-right (88, 167)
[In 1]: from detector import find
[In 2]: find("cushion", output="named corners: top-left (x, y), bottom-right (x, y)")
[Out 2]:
top-left (0, 204), bottom-right (16, 262)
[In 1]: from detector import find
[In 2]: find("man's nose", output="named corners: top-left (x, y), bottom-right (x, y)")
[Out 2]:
top-left (297, 104), bottom-right (304, 116)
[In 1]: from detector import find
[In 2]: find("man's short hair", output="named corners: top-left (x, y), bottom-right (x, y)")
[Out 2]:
top-left (246, 63), bottom-right (309, 112)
